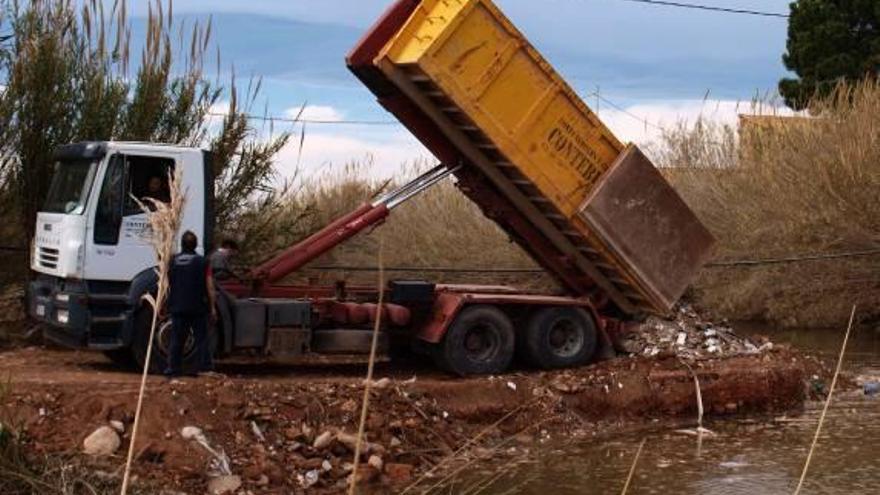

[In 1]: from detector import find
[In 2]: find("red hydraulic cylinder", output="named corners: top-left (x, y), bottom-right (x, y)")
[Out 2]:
top-left (253, 203), bottom-right (391, 284)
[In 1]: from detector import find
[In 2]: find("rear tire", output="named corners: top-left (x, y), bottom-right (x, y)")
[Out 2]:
top-left (434, 305), bottom-right (514, 376)
top-left (521, 307), bottom-right (597, 369)
top-left (131, 306), bottom-right (217, 375)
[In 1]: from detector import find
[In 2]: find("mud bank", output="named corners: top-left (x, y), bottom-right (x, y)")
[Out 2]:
top-left (0, 346), bottom-right (818, 494)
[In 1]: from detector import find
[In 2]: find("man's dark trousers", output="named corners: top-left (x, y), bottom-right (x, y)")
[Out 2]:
top-left (167, 313), bottom-right (212, 374)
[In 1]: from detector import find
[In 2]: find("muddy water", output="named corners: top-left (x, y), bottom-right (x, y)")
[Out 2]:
top-left (490, 326), bottom-right (880, 494)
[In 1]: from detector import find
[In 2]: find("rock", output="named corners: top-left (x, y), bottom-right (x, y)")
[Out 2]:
top-left (301, 469), bottom-right (320, 488)
top-left (368, 454), bottom-right (383, 471)
top-left (82, 426), bottom-right (120, 456)
top-left (301, 457), bottom-right (326, 470)
top-left (313, 431), bottom-right (334, 450)
top-left (283, 425), bottom-right (302, 441)
top-left (180, 425), bottom-right (204, 441)
top-left (207, 475), bottom-right (241, 495)
top-left (864, 381), bottom-right (880, 396)
top-left (109, 420), bottom-right (125, 433)
top-left (256, 474), bottom-right (269, 487)
top-left (384, 463), bottom-right (414, 484)
top-left (300, 423), bottom-right (315, 442)
top-left (389, 436), bottom-right (402, 448)
top-left (335, 431), bottom-right (359, 451)
top-left (350, 465), bottom-right (379, 484)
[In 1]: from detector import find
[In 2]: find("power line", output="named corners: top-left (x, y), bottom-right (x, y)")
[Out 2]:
top-left (705, 249), bottom-right (880, 268)
top-left (617, 0), bottom-right (789, 18)
top-left (587, 91), bottom-right (667, 131)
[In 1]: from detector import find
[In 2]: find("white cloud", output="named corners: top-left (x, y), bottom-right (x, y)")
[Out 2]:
top-left (598, 99), bottom-right (797, 146)
top-left (209, 100), bottom-right (231, 116)
top-left (284, 105), bottom-right (344, 122)
top-left (267, 99), bottom-right (802, 184)
top-left (273, 127), bottom-right (430, 181)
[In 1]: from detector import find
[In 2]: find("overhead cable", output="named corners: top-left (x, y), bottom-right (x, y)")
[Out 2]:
top-left (618, 0), bottom-right (789, 18)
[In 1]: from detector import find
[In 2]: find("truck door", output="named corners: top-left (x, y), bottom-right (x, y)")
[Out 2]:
top-left (85, 153), bottom-right (178, 281)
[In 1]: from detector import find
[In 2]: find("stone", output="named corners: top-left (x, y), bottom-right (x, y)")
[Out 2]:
top-left (207, 475), bottom-right (241, 495)
top-left (367, 455), bottom-right (383, 472)
top-left (350, 465), bottom-right (379, 484)
top-left (389, 436), bottom-right (402, 448)
top-left (384, 463), bottom-right (414, 484)
top-left (180, 426), bottom-right (204, 441)
top-left (371, 377), bottom-right (391, 389)
top-left (313, 431), bottom-right (334, 450)
top-left (283, 425), bottom-right (302, 441)
top-left (82, 426), bottom-right (120, 456)
top-left (109, 420), bottom-right (125, 433)
top-left (302, 469), bottom-right (320, 488)
top-left (301, 423), bottom-right (315, 442)
top-left (301, 457), bottom-right (325, 470)
top-left (335, 431), bottom-right (359, 451)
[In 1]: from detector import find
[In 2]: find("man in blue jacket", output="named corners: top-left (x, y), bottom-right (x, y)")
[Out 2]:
top-left (165, 231), bottom-right (216, 377)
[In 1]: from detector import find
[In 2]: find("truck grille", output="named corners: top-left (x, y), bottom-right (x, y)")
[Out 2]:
top-left (38, 247), bottom-right (60, 269)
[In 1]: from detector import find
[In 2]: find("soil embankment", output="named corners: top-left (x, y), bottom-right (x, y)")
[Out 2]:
top-left (0, 344), bottom-right (818, 494)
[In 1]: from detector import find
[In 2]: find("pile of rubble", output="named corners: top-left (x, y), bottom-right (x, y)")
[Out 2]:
top-left (618, 303), bottom-right (773, 360)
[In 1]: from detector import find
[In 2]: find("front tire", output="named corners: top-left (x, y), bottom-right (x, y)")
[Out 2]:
top-left (521, 307), bottom-right (597, 369)
top-left (434, 305), bottom-right (515, 376)
top-left (131, 306), bottom-right (217, 375)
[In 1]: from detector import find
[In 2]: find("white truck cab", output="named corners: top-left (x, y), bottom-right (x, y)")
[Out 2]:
top-left (29, 141), bottom-right (212, 353)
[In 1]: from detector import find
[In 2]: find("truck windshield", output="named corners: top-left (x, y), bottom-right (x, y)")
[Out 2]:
top-left (43, 159), bottom-right (98, 214)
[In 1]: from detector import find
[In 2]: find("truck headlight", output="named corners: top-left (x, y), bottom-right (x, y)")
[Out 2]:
top-left (56, 309), bottom-right (69, 324)
top-left (56, 293), bottom-right (69, 303)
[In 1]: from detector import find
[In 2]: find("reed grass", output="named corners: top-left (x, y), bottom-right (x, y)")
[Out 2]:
top-left (620, 438), bottom-right (646, 495)
top-left (660, 82), bottom-right (880, 326)
top-left (348, 234), bottom-right (384, 495)
top-left (121, 168), bottom-right (186, 495)
top-left (793, 304), bottom-right (856, 495)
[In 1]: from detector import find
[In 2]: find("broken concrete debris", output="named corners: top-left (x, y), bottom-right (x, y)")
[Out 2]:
top-left (619, 303), bottom-right (773, 359)
top-left (82, 425), bottom-right (120, 456)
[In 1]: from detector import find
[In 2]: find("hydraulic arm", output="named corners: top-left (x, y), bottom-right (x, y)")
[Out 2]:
top-left (251, 164), bottom-right (456, 284)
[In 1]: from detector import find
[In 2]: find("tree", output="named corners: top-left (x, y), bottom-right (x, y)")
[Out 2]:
top-left (0, 0), bottom-right (290, 249)
top-left (780, 0), bottom-right (880, 110)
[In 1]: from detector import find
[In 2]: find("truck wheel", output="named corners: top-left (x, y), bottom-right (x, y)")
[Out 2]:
top-left (131, 306), bottom-right (217, 375)
top-left (435, 305), bottom-right (514, 376)
top-left (521, 307), bottom-right (597, 369)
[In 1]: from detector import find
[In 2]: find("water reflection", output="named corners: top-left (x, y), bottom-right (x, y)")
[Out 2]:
top-left (482, 326), bottom-right (880, 494)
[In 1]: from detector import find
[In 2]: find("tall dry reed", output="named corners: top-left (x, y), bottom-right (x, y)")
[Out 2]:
top-left (661, 82), bottom-right (880, 326)
top-left (250, 162), bottom-right (551, 291)
top-left (121, 169), bottom-right (186, 495)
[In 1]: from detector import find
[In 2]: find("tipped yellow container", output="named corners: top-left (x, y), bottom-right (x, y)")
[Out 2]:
top-left (368, 0), bottom-right (714, 314)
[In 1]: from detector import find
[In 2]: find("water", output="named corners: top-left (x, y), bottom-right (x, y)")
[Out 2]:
top-left (485, 326), bottom-right (880, 494)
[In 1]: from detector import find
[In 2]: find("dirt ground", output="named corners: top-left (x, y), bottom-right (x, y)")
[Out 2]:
top-left (0, 343), bottom-right (824, 494)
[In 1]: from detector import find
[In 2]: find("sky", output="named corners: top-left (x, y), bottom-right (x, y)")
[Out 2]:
top-left (125, 0), bottom-right (795, 178)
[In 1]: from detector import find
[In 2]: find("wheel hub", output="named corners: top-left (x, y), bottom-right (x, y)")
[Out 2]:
top-left (156, 319), bottom-right (196, 358)
top-left (548, 319), bottom-right (583, 358)
top-left (464, 325), bottom-right (498, 360)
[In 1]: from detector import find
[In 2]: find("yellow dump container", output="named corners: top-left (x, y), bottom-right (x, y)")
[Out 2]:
top-left (379, 0), bottom-right (624, 217)
top-left (365, 0), bottom-right (714, 315)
